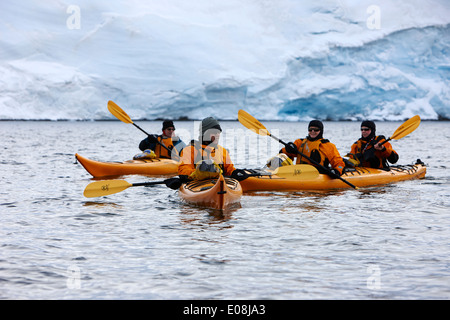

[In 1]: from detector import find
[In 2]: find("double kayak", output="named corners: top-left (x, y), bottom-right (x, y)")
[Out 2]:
top-left (75, 153), bottom-right (179, 177)
top-left (239, 162), bottom-right (426, 192)
top-left (179, 175), bottom-right (242, 211)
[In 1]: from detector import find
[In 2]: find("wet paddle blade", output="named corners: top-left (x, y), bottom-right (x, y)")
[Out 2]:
top-left (83, 179), bottom-right (132, 198)
top-left (107, 100), bottom-right (133, 124)
top-left (273, 164), bottom-right (320, 180)
top-left (390, 115), bottom-right (421, 140)
top-left (238, 109), bottom-right (270, 136)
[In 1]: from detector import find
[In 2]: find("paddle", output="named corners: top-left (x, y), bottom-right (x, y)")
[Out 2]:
top-left (83, 165), bottom-right (320, 198)
top-left (83, 173), bottom-right (248, 198)
top-left (238, 109), bottom-right (359, 189)
top-left (379, 115), bottom-right (421, 146)
top-left (354, 115), bottom-right (421, 162)
top-left (272, 164), bottom-right (319, 180)
top-left (83, 177), bottom-right (183, 198)
top-left (107, 100), bottom-right (178, 159)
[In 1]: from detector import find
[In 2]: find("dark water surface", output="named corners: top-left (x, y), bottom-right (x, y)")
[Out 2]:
top-left (1, 120), bottom-right (449, 299)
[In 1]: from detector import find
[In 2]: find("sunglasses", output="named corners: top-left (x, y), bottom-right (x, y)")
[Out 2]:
top-left (308, 128), bottom-right (321, 132)
top-left (361, 128), bottom-right (371, 131)
top-left (165, 128), bottom-right (175, 131)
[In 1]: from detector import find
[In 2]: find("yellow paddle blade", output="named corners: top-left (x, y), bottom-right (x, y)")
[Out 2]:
top-left (238, 109), bottom-right (270, 136)
top-left (83, 179), bottom-right (132, 198)
top-left (390, 115), bottom-right (421, 140)
top-left (273, 164), bottom-right (320, 180)
top-left (107, 100), bottom-right (133, 124)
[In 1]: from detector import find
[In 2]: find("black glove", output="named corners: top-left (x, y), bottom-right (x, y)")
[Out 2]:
top-left (164, 177), bottom-right (182, 190)
top-left (147, 134), bottom-right (159, 143)
top-left (231, 169), bottom-right (248, 181)
top-left (178, 175), bottom-right (189, 183)
top-left (362, 148), bottom-right (376, 161)
top-left (328, 169), bottom-right (341, 179)
top-left (285, 142), bottom-right (298, 154)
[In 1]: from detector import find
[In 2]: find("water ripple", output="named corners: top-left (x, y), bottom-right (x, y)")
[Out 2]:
top-left (1, 121), bottom-right (449, 299)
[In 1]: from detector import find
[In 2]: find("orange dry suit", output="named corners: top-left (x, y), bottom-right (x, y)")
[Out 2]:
top-left (280, 138), bottom-right (345, 175)
top-left (349, 136), bottom-right (399, 168)
top-left (139, 135), bottom-right (183, 159)
top-left (178, 140), bottom-right (236, 179)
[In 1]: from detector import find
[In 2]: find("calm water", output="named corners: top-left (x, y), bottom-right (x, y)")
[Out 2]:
top-left (1, 120), bottom-right (449, 300)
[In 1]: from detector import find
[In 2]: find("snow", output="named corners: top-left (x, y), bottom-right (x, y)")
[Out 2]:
top-left (0, 0), bottom-right (449, 120)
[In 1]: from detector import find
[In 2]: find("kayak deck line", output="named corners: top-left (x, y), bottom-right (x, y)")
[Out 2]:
top-left (341, 163), bottom-right (422, 176)
top-left (239, 161), bottom-right (427, 192)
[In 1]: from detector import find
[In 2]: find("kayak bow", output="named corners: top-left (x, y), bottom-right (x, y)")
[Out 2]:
top-left (75, 153), bottom-right (179, 177)
top-left (179, 175), bottom-right (243, 210)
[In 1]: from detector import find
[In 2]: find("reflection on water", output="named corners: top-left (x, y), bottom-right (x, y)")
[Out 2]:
top-left (82, 201), bottom-right (124, 209)
top-left (178, 204), bottom-right (238, 228)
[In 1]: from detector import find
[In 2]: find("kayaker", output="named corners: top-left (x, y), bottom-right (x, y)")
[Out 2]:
top-left (178, 117), bottom-right (247, 181)
top-left (347, 120), bottom-right (399, 168)
top-left (280, 120), bottom-right (345, 177)
top-left (137, 120), bottom-right (186, 159)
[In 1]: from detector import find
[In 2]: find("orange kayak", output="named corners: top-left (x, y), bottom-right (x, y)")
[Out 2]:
top-left (179, 175), bottom-right (242, 210)
top-left (75, 153), bottom-right (179, 177)
top-left (240, 163), bottom-right (426, 192)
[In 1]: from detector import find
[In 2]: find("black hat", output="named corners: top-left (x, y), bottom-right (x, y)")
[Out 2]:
top-left (307, 120), bottom-right (324, 140)
top-left (308, 120), bottom-right (324, 131)
top-left (162, 120), bottom-right (175, 130)
top-left (361, 120), bottom-right (375, 131)
top-left (199, 117), bottom-right (222, 140)
top-left (361, 120), bottom-right (376, 140)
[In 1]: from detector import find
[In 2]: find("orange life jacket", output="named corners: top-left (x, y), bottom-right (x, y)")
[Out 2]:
top-left (282, 138), bottom-right (345, 174)
top-left (296, 138), bottom-right (329, 167)
top-left (154, 136), bottom-right (176, 159)
top-left (349, 136), bottom-right (399, 168)
top-left (178, 140), bottom-right (236, 177)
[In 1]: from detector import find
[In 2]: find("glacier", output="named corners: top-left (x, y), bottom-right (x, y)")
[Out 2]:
top-left (0, 0), bottom-right (449, 121)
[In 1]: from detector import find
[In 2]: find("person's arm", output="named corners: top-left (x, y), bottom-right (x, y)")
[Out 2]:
top-left (280, 139), bottom-right (302, 161)
top-left (375, 139), bottom-right (399, 164)
top-left (139, 134), bottom-right (158, 151)
top-left (322, 143), bottom-right (345, 175)
top-left (178, 146), bottom-right (196, 178)
top-left (222, 148), bottom-right (236, 176)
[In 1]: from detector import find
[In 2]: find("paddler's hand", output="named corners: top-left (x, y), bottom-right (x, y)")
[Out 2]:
top-left (285, 142), bottom-right (297, 154)
top-left (147, 134), bottom-right (159, 143)
top-left (189, 160), bottom-right (222, 180)
top-left (374, 142), bottom-right (386, 151)
top-left (328, 169), bottom-right (341, 179)
top-left (231, 169), bottom-right (248, 181)
top-left (165, 178), bottom-right (182, 190)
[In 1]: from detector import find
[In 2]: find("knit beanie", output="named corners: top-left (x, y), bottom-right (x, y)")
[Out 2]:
top-left (199, 117), bottom-right (222, 141)
top-left (162, 120), bottom-right (175, 130)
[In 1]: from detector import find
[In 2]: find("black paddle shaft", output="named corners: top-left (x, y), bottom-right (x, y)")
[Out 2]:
top-left (132, 123), bottom-right (173, 153)
top-left (133, 178), bottom-right (182, 190)
top-left (273, 134), bottom-right (358, 190)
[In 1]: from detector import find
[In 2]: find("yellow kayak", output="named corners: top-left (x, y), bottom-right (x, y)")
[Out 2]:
top-left (179, 175), bottom-right (243, 211)
top-left (240, 162), bottom-right (426, 192)
top-left (75, 153), bottom-right (179, 177)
